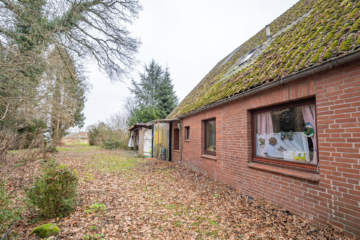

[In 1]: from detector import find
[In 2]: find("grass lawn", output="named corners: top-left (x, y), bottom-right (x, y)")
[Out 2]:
top-left (10, 144), bottom-right (345, 239)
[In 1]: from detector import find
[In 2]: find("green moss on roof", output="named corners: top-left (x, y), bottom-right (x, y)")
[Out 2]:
top-left (322, 48), bottom-right (333, 60)
top-left (345, 2), bottom-right (353, 13)
top-left (331, 40), bottom-right (340, 50)
top-left (350, 18), bottom-right (360, 33)
top-left (341, 0), bottom-right (349, 6)
top-left (334, 16), bottom-right (345, 30)
top-left (356, 34), bottom-right (360, 44)
top-left (168, 0), bottom-right (360, 119)
top-left (339, 37), bottom-right (352, 51)
top-left (311, 47), bottom-right (325, 64)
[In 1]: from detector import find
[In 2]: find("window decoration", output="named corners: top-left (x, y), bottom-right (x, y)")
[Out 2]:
top-left (281, 131), bottom-right (293, 141)
top-left (259, 138), bottom-right (265, 147)
top-left (303, 123), bottom-right (314, 137)
top-left (204, 119), bottom-right (216, 156)
top-left (253, 100), bottom-right (317, 168)
top-left (269, 137), bottom-right (277, 146)
top-left (277, 146), bottom-right (286, 152)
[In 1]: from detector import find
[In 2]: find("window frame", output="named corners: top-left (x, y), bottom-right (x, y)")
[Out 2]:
top-left (239, 46), bottom-right (259, 66)
top-left (185, 126), bottom-right (190, 140)
top-left (251, 98), bottom-right (319, 174)
top-left (173, 128), bottom-right (180, 150)
top-left (204, 118), bottom-right (216, 156)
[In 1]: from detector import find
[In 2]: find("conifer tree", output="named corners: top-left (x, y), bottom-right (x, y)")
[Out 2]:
top-left (156, 67), bottom-right (178, 119)
top-left (129, 60), bottom-right (163, 107)
top-left (127, 60), bottom-right (178, 125)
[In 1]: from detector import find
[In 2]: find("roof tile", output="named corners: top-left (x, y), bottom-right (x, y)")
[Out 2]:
top-left (168, 0), bottom-right (360, 119)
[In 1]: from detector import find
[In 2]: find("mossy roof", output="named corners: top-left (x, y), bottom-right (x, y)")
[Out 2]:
top-left (168, 0), bottom-right (360, 119)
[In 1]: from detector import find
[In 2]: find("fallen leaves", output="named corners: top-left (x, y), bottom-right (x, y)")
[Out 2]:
top-left (6, 146), bottom-right (349, 239)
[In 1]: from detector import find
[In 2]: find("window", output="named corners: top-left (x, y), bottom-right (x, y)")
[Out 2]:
top-left (252, 98), bottom-right (318, 173)
top-left (204, 119), bottom-right (216, 156)
top-left (185, 127), bottom-right (190, 140)
top-left (174, 128), bottom-right (180, 150)
top-left (239, 47), bottom-right (259, 66)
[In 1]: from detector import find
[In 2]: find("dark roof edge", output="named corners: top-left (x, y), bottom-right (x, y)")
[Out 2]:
top-left (148, 119), bottom-right (180, 124)
top-left (178, 50), bottom-right (360, 119)
top-left (128, 123), bottom-right (152, 131)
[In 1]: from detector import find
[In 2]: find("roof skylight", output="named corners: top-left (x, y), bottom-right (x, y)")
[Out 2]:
top-left (239, 47), bottom-right (259, 66)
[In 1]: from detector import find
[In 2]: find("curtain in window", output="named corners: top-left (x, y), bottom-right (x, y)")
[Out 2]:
top-left (302, 105), bottom-right (317, 164)
top-left (257, 112), bottom-right (274, 134)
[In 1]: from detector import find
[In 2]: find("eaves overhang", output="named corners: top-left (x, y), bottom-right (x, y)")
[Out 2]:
top-left (177, 50), bottom-right (360, 119)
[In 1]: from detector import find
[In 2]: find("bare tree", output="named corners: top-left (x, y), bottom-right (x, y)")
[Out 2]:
top-left (0, 0), bottom-right (142, 122)
top-left (0, 0), bottom-right (142, 81)
top-left (123, 96), bottom-right (137, 116)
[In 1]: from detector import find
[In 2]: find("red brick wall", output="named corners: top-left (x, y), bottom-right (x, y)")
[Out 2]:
top-left (172, 121), bottom-right (180, 162)
top-left (174, 59), bottom-right (360, 238)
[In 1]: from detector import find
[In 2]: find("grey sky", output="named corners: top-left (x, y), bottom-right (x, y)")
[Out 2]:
top-left (83, 0), bottom-right (299, 129)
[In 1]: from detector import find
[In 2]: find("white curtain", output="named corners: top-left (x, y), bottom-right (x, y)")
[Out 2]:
top-left (257, 112), bottom-right (274, 134)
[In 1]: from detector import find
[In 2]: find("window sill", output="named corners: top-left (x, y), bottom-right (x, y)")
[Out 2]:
top-left (173, 149), bottom-right (180, 152)
top-left (184, 139), bottom-right (190, 142)
top-left (247, 163), bottom-right (320, 182)
top-left (201, 154), bottom-right (217, 161)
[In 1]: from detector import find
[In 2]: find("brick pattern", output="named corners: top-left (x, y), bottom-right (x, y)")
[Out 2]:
top-left (172, 60), bottom-right (360, 238)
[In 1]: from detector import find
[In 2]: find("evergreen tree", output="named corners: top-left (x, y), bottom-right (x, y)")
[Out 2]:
top-left (129, 60), bottom-right (163, 106)
top-left (127, 105), bottom-right (160, 127)
top-left (156, 67), bottom-right (178, 119)
top-left (127, 60), bottom-right (178, 125)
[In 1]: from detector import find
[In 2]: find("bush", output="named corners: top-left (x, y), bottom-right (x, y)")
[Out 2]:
top-left (87, 121), bottom-right (129, 148)
top-left (0, 180), bottom-right (22, 235)
top-left (25, 159), bottom-right (79, 218)
top-left (103, 138), bottom-right (124, 150)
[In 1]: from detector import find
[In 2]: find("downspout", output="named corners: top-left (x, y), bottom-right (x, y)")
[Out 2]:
top-left (169, 122), bottom-right (172, 162)
top-left (151, 125), bottom-right (154, 158)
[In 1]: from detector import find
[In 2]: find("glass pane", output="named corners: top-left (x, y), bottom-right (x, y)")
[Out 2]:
top-left (206, 120), bottom-right (216, 152)
top-left (255, 104), bottom-right (316, 164)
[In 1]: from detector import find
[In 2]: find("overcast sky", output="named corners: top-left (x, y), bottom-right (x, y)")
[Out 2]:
top-left (83, 0), bottom-right (300, 129)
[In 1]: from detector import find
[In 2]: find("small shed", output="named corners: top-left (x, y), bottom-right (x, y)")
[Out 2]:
top-left (128, 123), bottom-right (152, 157)
top-left (148, 119), bottom-right (180, 161)
top-left (128, 119), bottom-right (180, 160)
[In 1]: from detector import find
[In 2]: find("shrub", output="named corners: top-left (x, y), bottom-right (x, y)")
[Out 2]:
top-left (0, 180), bottom-right (22, 235)
top-left (87, 120), bottom-right (129, 148)
top-left (103, 138), bottom-right (124, 150)
top-left (25, 159), bottom-right (79, 218)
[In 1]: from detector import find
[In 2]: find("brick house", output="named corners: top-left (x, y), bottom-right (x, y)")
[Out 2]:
top-left (167, 0), bottom-right (360, 238)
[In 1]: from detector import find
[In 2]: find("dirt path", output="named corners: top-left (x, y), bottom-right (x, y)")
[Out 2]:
top-left (13, 145), bottom-right (346, 239)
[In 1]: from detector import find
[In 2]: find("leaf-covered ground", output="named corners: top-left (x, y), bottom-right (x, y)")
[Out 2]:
top-left (11, 144), bottom-right (347, 239)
